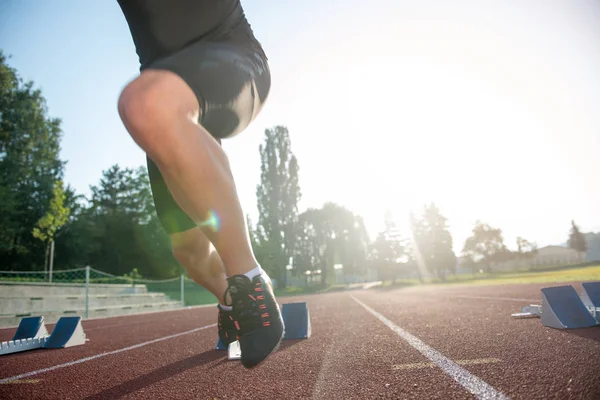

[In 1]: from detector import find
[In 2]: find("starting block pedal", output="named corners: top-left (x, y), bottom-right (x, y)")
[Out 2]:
top-left (228, 340), bottom-right (241, 360)
top-left (282, 302), bottom-right (311, 340)
top-left (511, 304), bottom-right (542, 319)
top-left (44, 317), bottom-right (86, 349)
top-left (1, 316), bottom-right (87, 356)
top-left (581, 281), bottom-right (600, 322)
top-left (541, 285), bottom-right (599, 329)
top-left (13, 316), bottom-right (49, 340)
top-left (215, 339), bottom-right (241, 359)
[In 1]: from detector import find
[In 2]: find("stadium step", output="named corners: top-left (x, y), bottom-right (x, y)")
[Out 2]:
top-left (0, 300), bottom-right (181, 328)
top-left (0, 282), bottom-right (148, 297)
top-left (0, 292), bottom-right (172, 315)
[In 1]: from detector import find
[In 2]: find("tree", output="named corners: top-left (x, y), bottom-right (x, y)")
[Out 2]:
top-left (255, 126), bottom-right (301, 288)
top-left (461, 221), bottom-right (508, 273)
top-left (0, 52), bottom-right (65, 270)
top-left (513, 236), bottom-right (537, 268)
top-left (76, 165), bottom-right (178, 278)
top-left (568, 220), bottom-right (587, 256)
top-left (410, 204), bottom-right (456, 280)
top-left (583, 232), bottom-right (600, 262)
top-left (294, 203), bottom-right (369, 286)
top-left (370, 210), bottom-right (407, 283)
top-left (32, 180), bottom-right (70, 279)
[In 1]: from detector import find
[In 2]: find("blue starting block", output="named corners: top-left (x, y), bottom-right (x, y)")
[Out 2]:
top-left (44, 317), bottom-right (86, 349)
top-left (216, 338), bottom-right (227, 350)
top-left (581, 281), bottom-right (600, 322)
top-left (13, 316), bottom-right (48, 341)
top-left (282, 302), bottom-right (311, 340)
top-left (1, 316), bottom-right (87, 356)
top-left (541, 285), bottom-right (600, 329)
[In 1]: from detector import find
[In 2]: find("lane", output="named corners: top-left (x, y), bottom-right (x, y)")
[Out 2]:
top-left (0, 306), bottom-right (219, 379)
top-left (352, 296), bottom-right (508, 400)
top-left (3, 282), bottom-right (598, 399)
top-left (357, 283), bottom-right (600, 399)
top-left (1, 293), bottom-right (476, 399)
top-left (0, 324), bottom-right (217, 385)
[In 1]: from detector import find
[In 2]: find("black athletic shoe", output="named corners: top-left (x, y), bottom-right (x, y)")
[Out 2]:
top-left (217, 304), bottom-right (239, 348)
top-left (225, 273), bottom-right (284, 368)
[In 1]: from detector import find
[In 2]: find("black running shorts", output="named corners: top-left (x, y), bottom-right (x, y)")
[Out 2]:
top-left (144, 40), bottom-right (271, 234)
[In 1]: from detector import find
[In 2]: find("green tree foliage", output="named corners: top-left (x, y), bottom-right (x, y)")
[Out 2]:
top-left (0, 52), bottom-right (65, 270)
top-left (84, 165), bottom-right (177, 278)
top-left (255, 126), bottom-right (301, 288)
top-left (32, 180), bottom-right (70, 243)
top-left (461, 221), bottom-right (508, 273)
top-left (567, 220), bottom-right (587, 254)
top-left (32, 180), bottom-right (70, 272)
top-left (410, 204), bottom-right (456, 280)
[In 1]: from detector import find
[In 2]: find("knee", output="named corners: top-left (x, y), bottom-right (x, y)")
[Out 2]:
top-left (118, 72), bottom-right (191, 153)
top-left (118, 76), bottom-right (164, 147)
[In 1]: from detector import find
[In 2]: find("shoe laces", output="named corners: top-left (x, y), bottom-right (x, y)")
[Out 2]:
top-left (218, 307), bottom-right (239, 341)
top-left (224, 277), bottom-right (271, 332)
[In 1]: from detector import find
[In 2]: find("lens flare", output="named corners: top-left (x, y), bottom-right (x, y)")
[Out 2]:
top-left (197, 209), bottom-right (220, 232)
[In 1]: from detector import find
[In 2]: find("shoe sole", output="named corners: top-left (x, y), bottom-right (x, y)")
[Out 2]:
top-left (241, 323), bottom-right (285, 369)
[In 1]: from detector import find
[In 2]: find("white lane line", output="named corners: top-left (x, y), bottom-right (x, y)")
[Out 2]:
top-left (0, 323), bottom-right (216, 384)
top-left (450, 295), bottom-right (537, 302)
top-left (352, 296), bottom-right (509, 400)
top-left (393, 358), bottom-right (502, 370)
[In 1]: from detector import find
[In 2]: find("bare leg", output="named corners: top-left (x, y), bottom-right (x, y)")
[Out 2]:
top-left (171, 228), bottom-right (229, 304)
top-left (118, 70), bottom-right (257, 277)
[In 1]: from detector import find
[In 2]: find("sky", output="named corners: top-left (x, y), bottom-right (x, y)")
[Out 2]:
top-left (1, 0), bottom-right (599, 253)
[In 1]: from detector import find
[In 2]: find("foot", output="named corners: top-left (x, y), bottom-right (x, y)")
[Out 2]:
top-left (225, 273), bottom-right (284, 368)
top-left (217, 304), bottom-right (239, 348)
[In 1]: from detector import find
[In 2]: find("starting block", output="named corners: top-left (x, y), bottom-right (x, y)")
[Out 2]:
top-left (581, 281), bottom-right (600, 322)
top-left (215, 302), bottom-right (311, 359)
top-left (215, 339), bottom-right (241, 359)
top-left (227, 340), bottom-right (242, 360)
top-left (282, 302), bottom-right (311, 339)
top-left (540, 285), bottom-right (599, 329)
top-left (1, 316), bottom-right (87, 356)
top-left (512, 283), bottom-right (600, 329)
top-left (44, 317), bottom-right (87, 349)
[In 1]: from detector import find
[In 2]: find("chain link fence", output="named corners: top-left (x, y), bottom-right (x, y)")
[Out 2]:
top-left (0, 268), bottom-right (215, 324)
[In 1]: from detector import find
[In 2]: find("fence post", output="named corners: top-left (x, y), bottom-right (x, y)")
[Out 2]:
top-left (180, 274), bottom-right (185, 308)
top-left (85, 266), bottom-right (90, 319)
top-left (49, 240), bottom-right (55, 283)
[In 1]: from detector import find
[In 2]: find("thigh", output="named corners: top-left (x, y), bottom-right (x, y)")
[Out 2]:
top-left (146, 40), bottom-right (271, 139)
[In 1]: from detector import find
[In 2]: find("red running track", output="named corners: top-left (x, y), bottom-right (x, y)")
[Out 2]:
top-left (1, 282), bottom-right (599, 399)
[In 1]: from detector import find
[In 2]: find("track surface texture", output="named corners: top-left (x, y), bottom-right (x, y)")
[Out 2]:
top-left (1, 282), bottom-right (599, 399)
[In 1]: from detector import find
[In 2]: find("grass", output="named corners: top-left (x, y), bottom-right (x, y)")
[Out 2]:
top-left (452, 265), bottom-right (600, 285)
top-left (163, 265), bottom-right (600, 306)
top-left (388, 264), bottom-right (600, 288)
